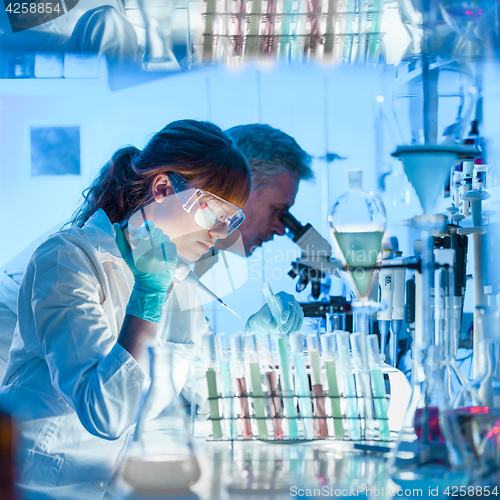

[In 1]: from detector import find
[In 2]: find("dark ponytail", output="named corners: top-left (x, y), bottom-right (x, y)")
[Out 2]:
top-left (71, 120), bottom-right (251, 227)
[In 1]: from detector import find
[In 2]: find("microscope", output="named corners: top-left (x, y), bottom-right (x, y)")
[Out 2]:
top-left (279, 212), bottom-right (351, 321)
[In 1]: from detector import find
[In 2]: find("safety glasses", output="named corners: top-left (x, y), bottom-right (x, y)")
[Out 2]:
top-left (168, 172), bottom-right (245, 236)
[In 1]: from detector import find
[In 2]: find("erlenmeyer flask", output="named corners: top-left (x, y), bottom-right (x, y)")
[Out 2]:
top-left (328, 170), bottom-right (387, 300)
top-left (120, 345), bottom-right (201, 495)
top-left (454, 340), bottom-right (500, 409)
top-left (389, 345), bottom-right (474, 488)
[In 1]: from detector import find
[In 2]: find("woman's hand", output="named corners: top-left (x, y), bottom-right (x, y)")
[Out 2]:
top-left (245, 291), bottom-right (304, 336)
top-left (114, 223), bottom-right (177, 324)
top-left (114, 222), bottom-right (177, 294)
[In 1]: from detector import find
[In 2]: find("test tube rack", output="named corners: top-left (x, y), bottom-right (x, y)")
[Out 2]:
top-left (204, 390), bottom-right (394, 443)
top-left (189, 0), bottom-right (389, 66)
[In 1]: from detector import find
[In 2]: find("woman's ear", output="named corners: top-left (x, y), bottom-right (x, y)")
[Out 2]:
top-left (152, 173), bottom-right (173, 203)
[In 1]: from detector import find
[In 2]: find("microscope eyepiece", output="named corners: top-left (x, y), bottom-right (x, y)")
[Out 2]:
top-left (280, 212), bottom-right (310, 242)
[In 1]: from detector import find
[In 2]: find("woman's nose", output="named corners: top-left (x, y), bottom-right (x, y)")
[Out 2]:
top-left (209, 225), bottom-right (228, 240)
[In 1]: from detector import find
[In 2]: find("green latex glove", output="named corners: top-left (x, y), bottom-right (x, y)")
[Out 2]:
top-left (246, 291), bottom-right (304, 336)
top-left (114, 223), bottom-right (177, 323)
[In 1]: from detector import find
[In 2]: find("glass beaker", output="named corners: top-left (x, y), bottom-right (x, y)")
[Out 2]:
top-left (120, 345), bottom-right (201, 495)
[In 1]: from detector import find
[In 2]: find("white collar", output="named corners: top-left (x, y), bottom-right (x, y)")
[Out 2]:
top-left (80, 209), bottom-right (122, 259)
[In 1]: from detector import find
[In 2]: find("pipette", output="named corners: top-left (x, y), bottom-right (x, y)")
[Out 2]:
top-left (306, 334), bottom-right (329, 438)
top-left (290, 332), bottom-right (314, 439)
top-left (322, 332), bottom-right (344, 438)
top-left (137, 208), bottom-right (240, 319)
top-left (367, 335), bottom-right (390, 441)
top-left (202, 333), bottom-right (222, 439)
top-left (216, 333), bottom-right (236, 440)
top-left (335, 332), bottom-right (361, 440)
top-left (231, 332), bottom-right (252, 439)
top-left (246, 333), bottom-right (268, 439)
top-left (261, 283), bottom-right (298, 439)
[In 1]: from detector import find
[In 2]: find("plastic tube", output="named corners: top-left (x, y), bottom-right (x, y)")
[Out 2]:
top-left (323, 332), bottom-right (344, 438)
top-left (261, 333), bottom-right (283, 439)
top-left (202, 333), bottom-right (222, 439)
top-left (216, 333), bottom-right (235, 440)
top-left (290, 332), bottom-right (314, 439)
top-left (306, 334), bottom-right (328, 438)
top-left (246, 333), bottom-right (268, 439)
top-left (367, 335), bottom-right (390, 441)
top-left (277, 336), bottom-right (299, 439)
top-left (231, 332), bottom-right (252, 439)
top-left (377, 249), bottom-right (393, 361)
top-left (335, 332), bottom-right (361, 440)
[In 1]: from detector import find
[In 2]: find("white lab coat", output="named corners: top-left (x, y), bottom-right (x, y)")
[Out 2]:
top-left (0, 209), bottom-right (210, 500)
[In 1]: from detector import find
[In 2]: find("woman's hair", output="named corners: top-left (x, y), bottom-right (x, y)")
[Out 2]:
top-left (71, 120), bottom-right (251, 227)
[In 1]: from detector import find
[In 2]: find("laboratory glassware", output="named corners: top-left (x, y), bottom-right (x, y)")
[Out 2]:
top-left (246, 332), bottom-right (268, 439)
top-left (454, 339), bottom-right (500, 409)
top-left (328, 169), bottom-right (386, 440)
top-left (367, 335), bottom-right (390, 441)
top-left (261, 332), bottom-right (284, 439)
top-left (326, 311), bottom-right (346, 332)
top-left (231, 332), bottom-right (252, 439)
top-left (323, 332), bottom-right (344, 438)
top-left (336, 331), bottom-right (362, 440)
top-left (351, 332), bottom-right (376, 440)
top-left (301, 317), bottom-right (322, 349)
top-left (138, 0), bottom-right (176, 63)
top-left (216, 333), bottom-right (235, 439)
top-left (328, 169), bottom-right (386, 301)
top-left (203, 333), bottom-right (223, 439)
top-left (306, 333), bottom-right (329, 438)
top-left (261, 282), bottom-right (299, 439)
top-left (120, 345), bottom-right (201, 494)
top-left (290, 332), bottom-right (315, 439)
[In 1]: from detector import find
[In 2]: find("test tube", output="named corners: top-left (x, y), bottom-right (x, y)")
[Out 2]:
top-left (323, 332), bottom-right (345, 438)
top-left (350, 333), bottom-right (375, 439)
top-left (261, 283), bottom-right (298, 439)
top-left (290, 332), bottom-right (314, 439)
top-left (202, 333), bottom-right (222, 439)
top-left (246, 333), bottom-right (268, 439)
top-left (306, 334), bottom-right (329, 438)
top-left (216, 333), bottom-right (236, 440)
top-left (261, 333), bottom-right (283, 439)
top-left (367, 335), bottom-right (390, 441)
top-left (335, 332), bottom-right (361, 440)
top-left (231, 332), bottom-right (252, 439)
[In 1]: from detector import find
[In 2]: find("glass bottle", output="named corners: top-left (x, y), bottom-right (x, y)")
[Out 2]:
top-left (119, 345), bottom-right (201, 495)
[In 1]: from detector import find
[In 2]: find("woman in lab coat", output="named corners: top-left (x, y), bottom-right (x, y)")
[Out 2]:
top-left (0, 119), bottom-right (303, 500)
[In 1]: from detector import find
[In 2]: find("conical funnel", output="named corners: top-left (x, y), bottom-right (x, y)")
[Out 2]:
top-left (392, 145), bottom-right (469, 214)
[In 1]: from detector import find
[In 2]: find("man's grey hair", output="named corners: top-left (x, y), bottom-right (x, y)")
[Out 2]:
top-left (226, 124), bottom-right (314, 192)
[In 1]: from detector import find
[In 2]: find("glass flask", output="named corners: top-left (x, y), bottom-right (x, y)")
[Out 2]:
top-left (119, 345), bottom-right (201, 495)
top-left (454, 340), bottom-right (500, 409)
top-left (328, 169), bottom-right (386, 301)
top-left (329, 169), bottom-right (387, 441)
top-left (388, 345), bottom-right (474, 489)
